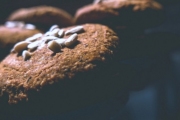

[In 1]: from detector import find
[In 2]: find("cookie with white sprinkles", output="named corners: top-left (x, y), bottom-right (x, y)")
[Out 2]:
top-left (0, 21), bottom-right (42, 60)
top-left (7, 5), bottom-right (74, 31)
top-left (0, 24), bottom-right (127, 116)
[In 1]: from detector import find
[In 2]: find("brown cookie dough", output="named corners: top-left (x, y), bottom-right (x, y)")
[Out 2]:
top-left (8, 5), bottom-right (74, 31)
top-left (74, 0), bottom-right (164, 29)
top-left (0, 21), bottom-right (42, 60)
top-left (0, 24), bottom-right (127, 116)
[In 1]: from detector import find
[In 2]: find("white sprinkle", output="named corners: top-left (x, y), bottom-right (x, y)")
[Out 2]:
top-left (65, 26), bottom-right (84, 35)
top-left (25, 33), bottom-right (43, 42)
top-left (93, 0), bottom-right (102, 4)
top-left (25, 37), bottom-right (36, 42)
top-left (5, 21), bottom-right (25, 28)
top-left (49, 25), bottom-right (59, 31)
top-left (54, 38), bottom-right (66, 46)
top-left (12, 41), bottom-right (30, 53)
top-left (58, 29), bottom-right (64, 38)
top-left (41, 36), bottom-right (59, 43)
top-left (5, 21), bottom-right (36, 30)
top-left (17, 22), bottom-right (25, 28)
top-left (5, 21), bottom-right (17, 28)
top-left (22, 50), bottom-right (31, 60)
top-left (32, 33), bottom-right (43, 38)
top-left (24, 24), bottom-right (36, 30)
top-left (93, 0), bottom-right (116, 4)
top-left (50, 28), bottom-right (60, 37)
top-left (64, 33), bottom-right (78, 47)
top-left (27, 41), bottom-right (40, 51)
top-left (37, 42), bottom-right (46, 49)
top-left (48, 41), bottom-right (62, 52)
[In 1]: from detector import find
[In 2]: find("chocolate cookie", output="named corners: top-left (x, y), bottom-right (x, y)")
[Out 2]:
top-left (74, 0), bottom-right (164, 29)
top-left (8, 5), bottom-right (74, 31)
top-left (0, 24), bottom-right (129, 116)
top-left (0, 21), bottom-right (42, 60)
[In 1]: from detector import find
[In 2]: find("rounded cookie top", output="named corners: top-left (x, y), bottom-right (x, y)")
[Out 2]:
top-left (0, 21), bottom-right (42, 60)
top-left (0, 24), bottom-right (120, 114)
top-left (8, 5), bottom-right (74, 31)
top-left (75, 0), bottom-right (164, 29)
top-left (0, 21), bottom-right (41, 48)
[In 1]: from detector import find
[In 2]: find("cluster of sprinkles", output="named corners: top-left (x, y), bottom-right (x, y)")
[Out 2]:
top-left (11, 24), bottom-right (84, 61)
top-left (5, 21), bottom-right (36, 30)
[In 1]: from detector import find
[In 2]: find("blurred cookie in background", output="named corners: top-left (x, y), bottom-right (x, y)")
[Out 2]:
top-left (8, 5), bottom-right (74, 31)
top-left (74, 0), bottom-right (165, 34)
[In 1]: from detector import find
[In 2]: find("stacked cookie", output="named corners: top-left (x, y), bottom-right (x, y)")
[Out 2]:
top-left (75, 0), bottom-right (164, 33)
top-left (8, 6), bottom-right (74, 31)
top-left (0, 5), bottom-right (75, 61)
top-left (0, 0), bottom-right (165, 117)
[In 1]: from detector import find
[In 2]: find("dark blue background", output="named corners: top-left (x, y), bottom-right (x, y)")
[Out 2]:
top-left (0, 0), bottom-right (180, 120)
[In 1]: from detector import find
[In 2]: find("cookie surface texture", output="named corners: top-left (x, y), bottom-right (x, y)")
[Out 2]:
top-left (0, 23), bottom-right (121, 115)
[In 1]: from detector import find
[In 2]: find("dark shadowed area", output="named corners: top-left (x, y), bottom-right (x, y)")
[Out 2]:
top-left (0, 0), bottom-right (180, 120)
